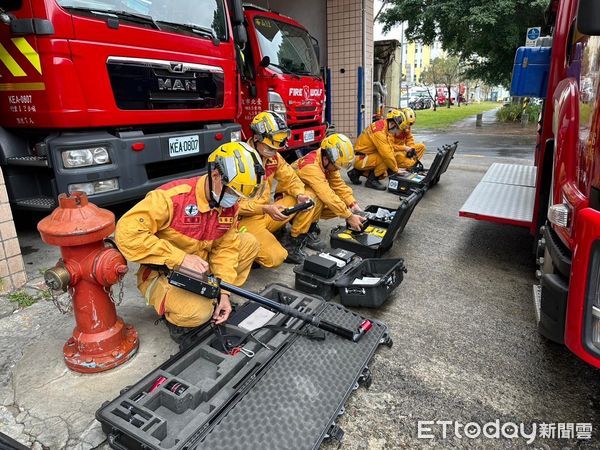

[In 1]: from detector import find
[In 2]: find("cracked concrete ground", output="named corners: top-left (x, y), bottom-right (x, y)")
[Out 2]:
top-left (2, 117), bottom-right (599, 449)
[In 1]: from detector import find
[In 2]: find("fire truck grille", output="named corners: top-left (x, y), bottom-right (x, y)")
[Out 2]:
top-left (107, 58), bottom-right (224, 111)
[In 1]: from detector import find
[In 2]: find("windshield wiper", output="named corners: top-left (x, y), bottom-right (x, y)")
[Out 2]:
top-left (66, 7), bottom-right (161, 30)
top-left (156, 21), bottom-right (219, 44)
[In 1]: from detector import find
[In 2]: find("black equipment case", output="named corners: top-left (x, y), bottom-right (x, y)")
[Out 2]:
top-left (96, 284), bottom-right (390, 450)
top-left (336, 258), bottom-right (406, 308)
top-left (387, 142), bottom-right (458, 196)
top-left (329, 190), bottom-right (423, 258)
top-left (293, 251), bottom-right (362, 300)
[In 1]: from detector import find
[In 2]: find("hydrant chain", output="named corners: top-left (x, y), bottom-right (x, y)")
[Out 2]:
top-left (46, 287), bottom-right (73, 314)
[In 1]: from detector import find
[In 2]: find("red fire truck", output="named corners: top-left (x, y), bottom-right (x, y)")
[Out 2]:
top-left (0, 0), bottom-right (325, 211)
top-left (238, 5), bottom-right (326, 156)
top-left (460, 0), bottom-right (600, 367)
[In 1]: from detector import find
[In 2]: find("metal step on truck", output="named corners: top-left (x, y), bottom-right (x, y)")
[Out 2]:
top-left (459, 0), bottom-right (600, 368)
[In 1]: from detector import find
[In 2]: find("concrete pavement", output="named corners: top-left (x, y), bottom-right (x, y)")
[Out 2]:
top-left (2, 115), bottom-right (600, 449)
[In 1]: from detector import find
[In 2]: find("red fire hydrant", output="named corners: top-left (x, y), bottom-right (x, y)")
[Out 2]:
top-left (37, 192), bottom-right (139, 373)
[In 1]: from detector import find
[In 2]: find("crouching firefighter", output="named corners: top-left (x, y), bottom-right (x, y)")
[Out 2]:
top-left (238, 111), bottom-right (314, 266)
top-left (283, 133), bottom-right (367, 259)
top-left (115, 142), bottom-right (265, 343)
top-left (348, 109), bottom-right (417, 190)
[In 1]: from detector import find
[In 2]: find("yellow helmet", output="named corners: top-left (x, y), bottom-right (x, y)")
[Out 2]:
top-left (207, 142), bottom-right (265, 199)
top-left (386, 108), bottom-right (409, 130)
top-left (402, 107), bottom-right (416, 125)
top-left (320, 133), bottom-right (355, 169)
top-left (250, 111), bottom-right (291, 149)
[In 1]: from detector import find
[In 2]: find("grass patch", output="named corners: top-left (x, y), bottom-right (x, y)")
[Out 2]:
top-left (414, 101), bottom-right (499, 129)
top-left (7, 290), bottom-right (37, 308)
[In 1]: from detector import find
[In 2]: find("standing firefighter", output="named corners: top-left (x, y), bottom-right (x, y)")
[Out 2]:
top-left (348, 109), bottom-right (424, 190)
top-left (284, 133), bottom-right (366, 257)
top-left (115, 142), bottom-right (264, 343)
top-left (238, 111), bottom-right (314, 266)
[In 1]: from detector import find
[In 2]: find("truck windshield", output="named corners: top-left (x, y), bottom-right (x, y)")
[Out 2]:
top-left (57, 0), bottom-right (227, 40)
top-left (253, 16), bottom-right (320, 77)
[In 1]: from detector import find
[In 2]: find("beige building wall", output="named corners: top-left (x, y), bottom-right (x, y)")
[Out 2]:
top-left (327, 0), bottom-right (374, 140)
top-left (0, 168), bottom-right (26, 293)
top-left (385, 46), bottom-right (402, 108)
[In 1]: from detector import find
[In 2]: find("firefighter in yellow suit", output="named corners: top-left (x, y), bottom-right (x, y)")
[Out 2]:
top-left (115, 142), bottom-right (264, 343)
top-left (348, 109), bottom-right (425, 190)
top-left (283, 134), bottom-right (367, 257)
top-left (238, 111), bottom-right (316, 267)
top-left (393, 107), bottom-right (426, 168)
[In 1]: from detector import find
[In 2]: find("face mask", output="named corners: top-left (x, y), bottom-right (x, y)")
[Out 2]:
top-left (217, 191), bottom-right (239, 208)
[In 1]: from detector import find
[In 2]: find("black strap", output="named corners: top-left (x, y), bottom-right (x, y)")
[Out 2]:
top-left (211, 323), bottom-right (326, 355)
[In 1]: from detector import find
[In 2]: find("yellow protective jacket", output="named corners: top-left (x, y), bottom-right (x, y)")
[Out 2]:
top-left (115, 175), bottom-right (242, 285)
top-left (238, 144), bottom-right (305, 216)
top-left (392, 128), bottom-right (417, 152)
top-left (291, 149), bottom-right (356, 219)
top-left (354, 119), bottom-right (399, 173)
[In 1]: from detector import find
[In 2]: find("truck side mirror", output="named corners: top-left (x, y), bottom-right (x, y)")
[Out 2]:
top-left (577, 0), bottom-right (600, 35)
top-left (260, 56), bottom-right (270, 68)
top-left (229, 0), bottom-right (244, 25)
top-left (311, 36), bottom-right (321, 66)
top-left (233, 24), bottom-right (247, 46)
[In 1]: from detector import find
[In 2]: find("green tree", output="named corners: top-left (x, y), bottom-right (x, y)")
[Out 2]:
top-left (422, 56), bottom-right (462, 108)
top-left (379, 0), bottom-right (548, 86)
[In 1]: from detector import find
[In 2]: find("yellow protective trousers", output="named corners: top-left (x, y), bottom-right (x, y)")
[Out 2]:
top-left (287, 187), bottom-right (339, 237)
top-left (136, 233), bottom-right (258, 327)
top-left (238, 196), bottom-right (296, 268)
top-left (354, 142), bottom-right (427, 176)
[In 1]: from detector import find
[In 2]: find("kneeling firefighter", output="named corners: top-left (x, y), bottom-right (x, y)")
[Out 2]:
top-left (348, 109), bottom-right (421, 190)
top-left (283, 133), bottom-right (366, 258)
top-left (238, 111), bottom-right (315, 266)
top-left (115, 142), bottom-right (264, 343)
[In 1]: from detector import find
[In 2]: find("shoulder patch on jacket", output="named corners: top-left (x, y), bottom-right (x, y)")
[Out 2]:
top-left (158, 177), bottom-right (198, 194)
top-left (297, 151), bottom-right (318, 170)
top-left (372, 119), bottom-right (386, 133)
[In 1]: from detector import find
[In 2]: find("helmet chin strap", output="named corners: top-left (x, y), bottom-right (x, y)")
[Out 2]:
top-left (207, 164), bottom-right (226, 209)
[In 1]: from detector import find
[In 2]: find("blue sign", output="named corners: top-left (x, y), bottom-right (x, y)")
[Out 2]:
top-left (527, 28), bottom-right (541, 41)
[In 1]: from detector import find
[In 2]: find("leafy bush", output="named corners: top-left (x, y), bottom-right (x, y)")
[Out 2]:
top-left (496, 103), bottom-right (542, 123)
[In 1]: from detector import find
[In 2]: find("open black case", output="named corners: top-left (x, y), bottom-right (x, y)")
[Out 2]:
top-left (329, 190), bottom-right (423, 258)
top-left (97, 284), bottom-right (391, 450)
top-left (387, 142), bottom-right (458, 196)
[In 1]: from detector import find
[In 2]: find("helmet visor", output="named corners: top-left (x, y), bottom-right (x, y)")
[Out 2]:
top-left (266, 129), bottom-right (291, 148)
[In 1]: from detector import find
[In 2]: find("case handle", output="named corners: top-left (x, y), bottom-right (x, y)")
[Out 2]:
top-left (296, 278), bottom-right (319, 290)
top-left (107, 432), bottom-right (130, 450)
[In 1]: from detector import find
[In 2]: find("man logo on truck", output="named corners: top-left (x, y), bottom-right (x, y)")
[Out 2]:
top-left (158, 78), bottom-right (198, 92)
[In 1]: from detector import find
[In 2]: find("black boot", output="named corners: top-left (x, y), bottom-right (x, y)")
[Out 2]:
top-left (305, 223), bottom-right (326, 251)
top-left (365, 171), bottom-right (387, 191)
top-left (165, 320), bottom-right (196, 345)
top-left (347, 168), bottom-right (362, 185)
top-left (283, 235), bottom-right (308, 264)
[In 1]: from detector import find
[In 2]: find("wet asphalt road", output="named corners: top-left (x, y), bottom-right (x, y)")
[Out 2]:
top-left (12, 114), bottom-right (600, 449)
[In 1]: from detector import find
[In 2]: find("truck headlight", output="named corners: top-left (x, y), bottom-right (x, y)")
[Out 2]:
top-left (268, 91), bottom-right (287, 115)
top-left (230, 130), bottom-right (242, 142)
top-left (68, 178), bottom-right (119, 195)
top-left (62, 147), bottom-right (111, 168)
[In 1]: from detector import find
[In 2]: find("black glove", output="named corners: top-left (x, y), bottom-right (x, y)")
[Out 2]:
top-left (406, 148), bottom-right (417, 159)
